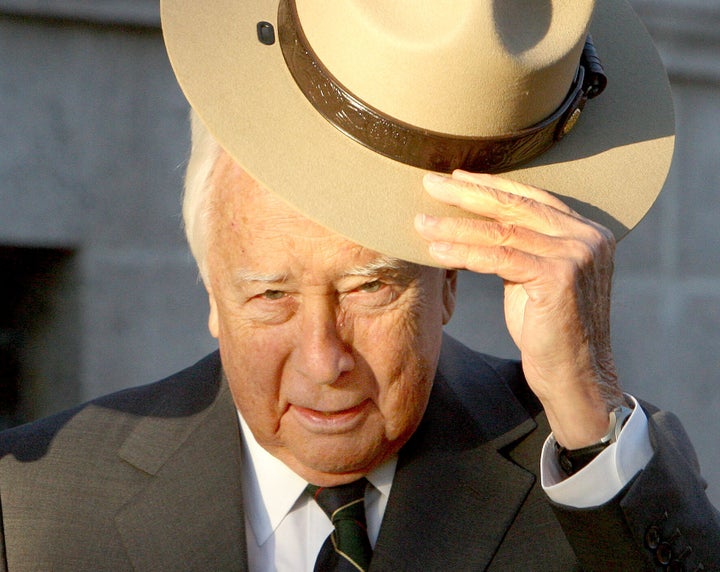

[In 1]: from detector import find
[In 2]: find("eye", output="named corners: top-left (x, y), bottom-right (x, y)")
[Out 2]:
top-left (260, 289), bottom-right (286, 300)
top-left (243, 288), bottom-right (296, 325)
top-left (347, 279), bottom-right (399, 309)
top-left (357, 280), bottom-right (383, 293)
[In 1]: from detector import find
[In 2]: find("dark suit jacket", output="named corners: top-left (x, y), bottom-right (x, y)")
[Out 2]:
top-left (0, 335), bottom-right (718, 570)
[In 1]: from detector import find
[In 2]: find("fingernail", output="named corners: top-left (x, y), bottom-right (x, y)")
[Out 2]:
top-left (416, 213), bottom-right (438, 227)
top-left (430, 241), bottom-right (452, 253)
top-left (424, 172), bottom-right (447, 186)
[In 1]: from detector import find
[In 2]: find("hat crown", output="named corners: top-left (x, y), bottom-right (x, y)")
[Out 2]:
top-left (296, 0), bottom-right (595, 136)
top-left (162, 0), bottom-right (675, 264)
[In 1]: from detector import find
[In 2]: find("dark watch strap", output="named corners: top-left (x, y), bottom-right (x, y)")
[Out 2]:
top-left (555, 405), bottom-right (633, 476)
top-left (556, 440), bottom-right (611, 475)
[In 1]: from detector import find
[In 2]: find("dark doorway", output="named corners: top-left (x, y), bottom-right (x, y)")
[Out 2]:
top-left (0, 246), bottom-right (78, 428)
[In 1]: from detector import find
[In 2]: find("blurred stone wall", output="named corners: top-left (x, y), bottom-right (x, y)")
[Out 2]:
top-left (0, 2), bottom-right (215, 423)
top-left (1, 1), bottom-right (718, 506)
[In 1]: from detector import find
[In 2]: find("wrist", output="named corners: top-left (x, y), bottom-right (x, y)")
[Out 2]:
top-left (540, 378), bottom-right (626, 449)
top-left (554, 404), bottom-right (633, 476)
top-left (544, 397), bottom-right (613, 449)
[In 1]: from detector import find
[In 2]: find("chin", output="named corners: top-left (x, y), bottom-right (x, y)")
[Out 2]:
top-left (292, 435), bottom-right (389, 479)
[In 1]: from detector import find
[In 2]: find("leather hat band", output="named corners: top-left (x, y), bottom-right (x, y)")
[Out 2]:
top-left (278, 0), bottom-right (607, 174)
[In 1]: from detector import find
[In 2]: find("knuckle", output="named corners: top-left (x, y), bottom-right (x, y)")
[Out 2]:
top-left (577, 240), bottom-right (597, 268)
top-left (494, 245), bottom-right (516, 268)
top-left (452, 217), bottom-right (479, 241)
top-left (498, 190), bottom-right (533, 211)
top-left (586, 222), bottom-right (616, 253)
top-left (563, 238), bottom-right (590, 266)
top-left (496, 223), bottom-right (518, 245)
top-left (444, 216), bottom-right (464, 235)
top-left (573, 243), bottom-right (603, 279)
top-left (556, 257), bottom-right (579, 286)
top-left (568, 223), bottom-right (616, 270)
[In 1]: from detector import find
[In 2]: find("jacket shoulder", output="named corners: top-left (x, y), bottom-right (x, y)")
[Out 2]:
top-left (0, 351), bottom-right (222, 462)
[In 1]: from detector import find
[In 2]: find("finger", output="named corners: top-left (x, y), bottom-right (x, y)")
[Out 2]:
top-left (423, 172), bottom-right (599, 240)
top-left (416, 213), bottom-right (616, 287)
top-left (451, 170), bottom-right (579, 215)
top-left (425, 240), bottom-right (559, 288)
top-left (414, 213), bottom-right (588, 260)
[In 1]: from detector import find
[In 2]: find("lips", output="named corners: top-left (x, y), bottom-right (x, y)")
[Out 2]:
top-left (290, 399), bottom-right (371, 434)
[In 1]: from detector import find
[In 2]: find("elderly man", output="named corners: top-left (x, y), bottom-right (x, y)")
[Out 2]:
top-left (1, 0), bottom-right (719, 570)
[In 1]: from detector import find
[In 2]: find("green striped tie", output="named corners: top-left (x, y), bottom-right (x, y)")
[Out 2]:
top-left (306, 478), bottom-right (373, 571)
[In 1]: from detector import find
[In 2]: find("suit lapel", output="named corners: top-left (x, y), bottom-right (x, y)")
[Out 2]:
top-left (113, 356), bottom-right (248, 571)
top-left (371, 336), bottom-right (538, 570)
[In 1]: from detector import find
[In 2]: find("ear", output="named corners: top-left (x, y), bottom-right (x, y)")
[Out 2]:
top-left (206, 284), bottom-right (220, 339)
top-left (441, 270), bottom-right (457, 325)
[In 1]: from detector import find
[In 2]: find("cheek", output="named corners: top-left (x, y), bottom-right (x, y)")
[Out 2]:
top-left (365, 293), bottom-right (444, 376)
top-left (217, 322), bottom-right (292, 437)
top-left (357, 309), bottom-right (441, 440)
top-left (380, 370), bottom-right (434, 442)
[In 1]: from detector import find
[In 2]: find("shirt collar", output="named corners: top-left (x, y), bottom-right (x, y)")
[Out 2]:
top-left (238, 412), bottom-right (396, 545)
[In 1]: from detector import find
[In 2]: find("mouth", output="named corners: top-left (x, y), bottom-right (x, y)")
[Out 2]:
top-left (290, 400), bottom-right (371, 434)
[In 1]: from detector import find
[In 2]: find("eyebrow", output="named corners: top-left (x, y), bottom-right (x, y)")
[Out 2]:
top-left (232, 269), bottom-right (289, 284)
top-left (344, 256), bottom-right (404, 278)
top-left (231, 256), bottom-right (405, 285)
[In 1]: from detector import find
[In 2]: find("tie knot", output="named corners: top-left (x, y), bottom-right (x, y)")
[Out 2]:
top-left (307, 478), bottom-right (373, 571)
top-left (306, 478), bottom-right (368, 523)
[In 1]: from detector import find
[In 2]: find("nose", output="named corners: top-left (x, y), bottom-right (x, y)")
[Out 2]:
top-left (294, 298), bottom-right (355, 385)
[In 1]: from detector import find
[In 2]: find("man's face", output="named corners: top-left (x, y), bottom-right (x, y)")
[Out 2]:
top-left (205, 153), bottom-right (456, 485)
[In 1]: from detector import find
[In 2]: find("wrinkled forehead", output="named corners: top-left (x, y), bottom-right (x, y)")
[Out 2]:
top-left (209, 150), bottom-right (328, 238)
top-left (206, 151), bottom-right (423, 281)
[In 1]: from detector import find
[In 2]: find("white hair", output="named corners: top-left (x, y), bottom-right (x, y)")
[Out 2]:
top-left (182, 111), bottom-right (413, 284)
top-left (183, 109), bottom-right (222, 280)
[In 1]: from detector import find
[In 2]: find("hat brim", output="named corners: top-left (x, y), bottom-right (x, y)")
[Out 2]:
top-left (161, 0), bottom-right (674, 266)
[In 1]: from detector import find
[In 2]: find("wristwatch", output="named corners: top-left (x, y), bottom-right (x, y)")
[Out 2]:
top-left (555, 405), bottom-right (633, 476)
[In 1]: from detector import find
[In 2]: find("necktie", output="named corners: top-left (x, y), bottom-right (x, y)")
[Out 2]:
top-left (306, 478), bottom-right (373, 572)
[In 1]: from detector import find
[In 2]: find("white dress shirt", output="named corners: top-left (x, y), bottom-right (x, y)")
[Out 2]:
top-left (238, 415), bottom-right (395, 572)
top-left (238, 394), bottom-right (653, 571)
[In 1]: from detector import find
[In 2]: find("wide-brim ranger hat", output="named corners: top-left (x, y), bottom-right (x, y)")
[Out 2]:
top-left (161, 0), bottom-right (674, 266)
